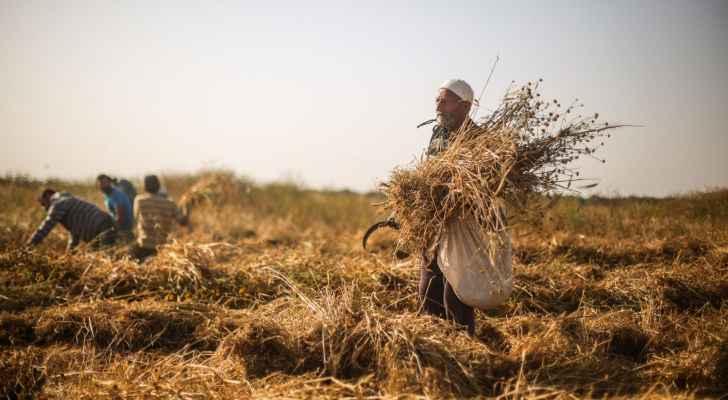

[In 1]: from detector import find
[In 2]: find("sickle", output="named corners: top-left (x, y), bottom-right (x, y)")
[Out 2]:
top-left (362, 219), bottom-right (400, 250)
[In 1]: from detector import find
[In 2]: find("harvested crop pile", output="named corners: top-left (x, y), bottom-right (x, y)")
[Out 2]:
top-left (178, 171), bottom-right (251, 215)
top-left (381, 81), bottom-right (624, 254)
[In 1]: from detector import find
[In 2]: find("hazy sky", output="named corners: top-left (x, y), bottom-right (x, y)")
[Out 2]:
top-left (2, 0), bottom-right (727, 196)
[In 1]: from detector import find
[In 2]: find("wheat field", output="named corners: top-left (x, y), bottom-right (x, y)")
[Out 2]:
top-left (1, 171), bottom-right (726, 399)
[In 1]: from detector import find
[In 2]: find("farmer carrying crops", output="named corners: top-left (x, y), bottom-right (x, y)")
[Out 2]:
top-left (97, 174), bottom-right (134, 240)
top-left (129, 175), bottom-right (188, 262)
top-left (419, 79), bottom-right (479, 335)
top-left (27, 189), bottom-right (117, 251)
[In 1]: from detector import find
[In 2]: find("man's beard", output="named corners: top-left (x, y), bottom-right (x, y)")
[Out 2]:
top-left (436, 112), bottom-right (457, 130)
top-left (101, 186), bottom-right (113, 195)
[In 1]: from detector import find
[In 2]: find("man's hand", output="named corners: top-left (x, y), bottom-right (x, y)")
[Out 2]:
top-left (22, 240), bottom-right (35, 252)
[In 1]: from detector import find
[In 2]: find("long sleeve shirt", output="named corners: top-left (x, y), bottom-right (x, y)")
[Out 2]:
top-left (30, 192), bottom-right (111, 249)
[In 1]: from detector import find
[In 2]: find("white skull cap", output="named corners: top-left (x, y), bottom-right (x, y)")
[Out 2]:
top-left (439, 79), bottom-right (474, 103)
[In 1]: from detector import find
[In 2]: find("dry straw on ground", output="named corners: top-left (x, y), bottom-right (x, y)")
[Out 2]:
top-left (1, 171), bottom-right (727, 398)
top-left (381, 81), bottom-right (626, 254)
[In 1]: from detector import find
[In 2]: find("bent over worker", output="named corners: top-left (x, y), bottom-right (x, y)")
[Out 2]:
top-left (28, 189), bottom-right (117, 251)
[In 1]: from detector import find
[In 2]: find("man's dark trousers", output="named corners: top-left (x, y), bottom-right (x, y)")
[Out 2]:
top-left (418, 255), bottom-right (475, 335)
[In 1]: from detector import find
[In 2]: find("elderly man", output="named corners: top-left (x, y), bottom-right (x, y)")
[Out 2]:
top-left (129, 175), bottom-right (188, 262)
top-left (427, 79), bottom-right (479, 155)
top-left (97, 174), bottom-right (134, 239)
top-left (28, 189), bottom-right (116, 251)
top-left (419, 79), bottom-right (478, 334)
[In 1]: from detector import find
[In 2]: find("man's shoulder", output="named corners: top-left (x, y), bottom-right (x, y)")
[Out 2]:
top-left (111, 188), bottom-right (130, 203)
top-left (50, 193), bottom-right (75, 207)
top-left (118, 179), bottom-right (135, 190)
top-left (137, 193), bottom-right (174, 206)
top-left (53, 194), bottom-right (96, 214)
top-left (135, 193), bottom-right (153, 202)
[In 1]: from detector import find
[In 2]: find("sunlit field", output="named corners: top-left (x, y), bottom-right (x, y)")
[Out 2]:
top-left (1, 172), bottom-right (726, 399)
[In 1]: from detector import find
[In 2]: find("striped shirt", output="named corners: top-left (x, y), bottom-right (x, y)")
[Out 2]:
top-left (134, 193), bottom-right (185, 249)
top-left (30, 192), bottom-right (112, 248)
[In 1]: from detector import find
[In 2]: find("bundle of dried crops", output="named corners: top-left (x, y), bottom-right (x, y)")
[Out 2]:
top-left (380, 81), bottom-right (626, 254)
top-left (179, 172), bottom-right (251, 215)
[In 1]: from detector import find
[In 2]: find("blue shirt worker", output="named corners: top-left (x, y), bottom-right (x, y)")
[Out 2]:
top-left (97, 174), bottom-right (133, 234)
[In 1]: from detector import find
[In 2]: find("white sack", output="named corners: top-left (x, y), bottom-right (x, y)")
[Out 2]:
top-left (437, 215), bottom-right (513, 310)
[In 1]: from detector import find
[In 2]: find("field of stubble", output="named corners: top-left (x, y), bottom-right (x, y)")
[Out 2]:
top-left (1, 172), bottom-right (727, 399)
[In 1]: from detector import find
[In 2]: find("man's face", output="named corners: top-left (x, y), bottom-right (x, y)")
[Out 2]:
top-left (98, 178), bottom-right (113, 194)
top-left (435, 89), bottom-right (468, 130)
top-left (39, 195), bottom-right (51, 210)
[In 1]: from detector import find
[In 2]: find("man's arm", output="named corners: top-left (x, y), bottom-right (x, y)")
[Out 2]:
top-left (66, 234), bottom-right (80, 252)
top-left (115, 202), bottom-right (128, 227)
top-left (174, 203), bottom-right (189, 226)
top-left (133, 197), bottom-right (140, 222)
top-left (28, 204), bottom-right (66, 246)
top-left (104, 197), bottom-right (115, 215)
